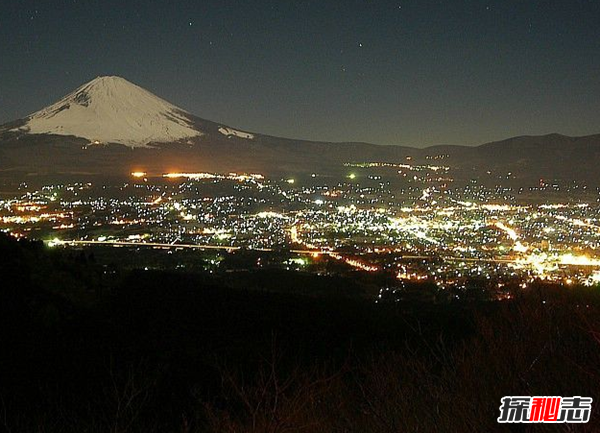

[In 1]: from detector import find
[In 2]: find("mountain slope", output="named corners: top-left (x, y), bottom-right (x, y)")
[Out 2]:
top-left (8, 76), bottom-right (202, 147)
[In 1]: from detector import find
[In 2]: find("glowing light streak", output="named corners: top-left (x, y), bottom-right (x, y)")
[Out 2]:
top-left (329, 252), bottom-right (379, 272)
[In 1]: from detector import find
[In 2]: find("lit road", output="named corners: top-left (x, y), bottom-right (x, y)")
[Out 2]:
top-left (49, 239), bottom-right (529, 265)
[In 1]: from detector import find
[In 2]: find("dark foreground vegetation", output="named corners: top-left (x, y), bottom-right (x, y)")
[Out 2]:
top-left (0, 233), bottom-right (599, 432)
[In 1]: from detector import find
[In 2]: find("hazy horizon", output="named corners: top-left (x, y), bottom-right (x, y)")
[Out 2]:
top-left (2, 74), bottom-right (598, 149)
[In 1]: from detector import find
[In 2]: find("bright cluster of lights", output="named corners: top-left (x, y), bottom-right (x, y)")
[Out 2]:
top-left (5, 166), bottom-right (600, 291)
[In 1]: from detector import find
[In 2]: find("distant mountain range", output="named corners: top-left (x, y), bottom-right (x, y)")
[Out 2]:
top-left (1, 76), bottom-right (599, 184)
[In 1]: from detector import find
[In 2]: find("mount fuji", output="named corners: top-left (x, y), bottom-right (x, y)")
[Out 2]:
top-left (6, 76), bottom-right (258, 148)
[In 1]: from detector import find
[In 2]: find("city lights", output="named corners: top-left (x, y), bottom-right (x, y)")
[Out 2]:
top-left (3, 166), bottom-right (600, 291)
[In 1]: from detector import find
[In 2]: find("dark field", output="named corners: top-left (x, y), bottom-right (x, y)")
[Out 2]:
top-left (1, 233), bottom-right (599, 432)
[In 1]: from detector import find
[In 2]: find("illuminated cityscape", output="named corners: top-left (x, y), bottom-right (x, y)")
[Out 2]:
top-left (4, 161), bottom-right (600, 301)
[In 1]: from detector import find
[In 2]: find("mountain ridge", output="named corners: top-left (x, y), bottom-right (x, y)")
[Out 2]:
top-left (1, 76), bottom-right (600, 183)
top-left (3, 75), bottom-right (596, 152)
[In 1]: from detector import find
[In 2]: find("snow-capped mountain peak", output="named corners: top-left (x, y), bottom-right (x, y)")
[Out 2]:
top-left (14, 76), bottom-right (202, 147)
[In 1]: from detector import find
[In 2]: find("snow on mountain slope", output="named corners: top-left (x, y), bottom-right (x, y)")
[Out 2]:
top-left (218, 126), bottom-right (254, 139)
top-left (13, 76), bottom-right (202, 147)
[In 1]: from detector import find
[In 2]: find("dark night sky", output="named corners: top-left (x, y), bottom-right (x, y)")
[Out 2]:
top-left (1, 0), bottom-right (599, 147)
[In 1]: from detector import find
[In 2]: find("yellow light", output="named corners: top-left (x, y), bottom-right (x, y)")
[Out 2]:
top-left (257, 211), bottom-right (285, 219)
top-left (330, 252), bottom-right (379, 272)
top-left (47, 238), bottom-right (61, 248)
top-left (131, 171), bottom-right (147, 178)
top-left (514, 241), bottom-right (529, 253)
top-left (163, 172), bottom-right (216, 179)
top-left (495, 221), bottom-right (518, 241)
top-left (559, 254), bottom-right (600, 267)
